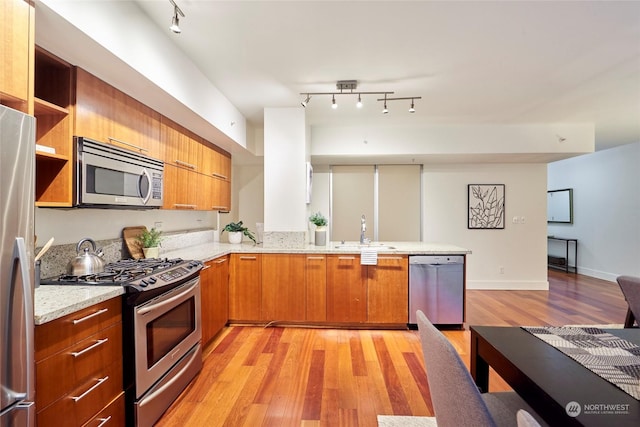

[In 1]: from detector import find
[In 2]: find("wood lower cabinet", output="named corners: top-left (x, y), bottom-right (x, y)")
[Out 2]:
top-left (0, 0), bottom-right (33, 112)
top-left (201, 256), bottom-right (230, 345)
top-left (35, 297), bottom-right (124, 427)
top-left (305, 255), bottom-right (327, 322)
top-left (228, 253), bottom-right (262, 321)
top-left (261, 254), bottom-right (306, 321)
top-left (326, 255), bottom-right (367, 323)
top-left (366, 255), bottom-right (409, 324)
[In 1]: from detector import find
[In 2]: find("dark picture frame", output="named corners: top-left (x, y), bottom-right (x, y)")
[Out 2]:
top-left (468, 184), bottom-right (505, 229)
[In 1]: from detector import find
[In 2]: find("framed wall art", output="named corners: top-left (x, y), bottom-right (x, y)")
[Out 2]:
top-left (468, 184), bottom-right (505, 229)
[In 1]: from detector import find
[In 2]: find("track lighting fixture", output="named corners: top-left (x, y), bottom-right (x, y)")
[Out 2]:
top-left (169, 0), bottom-right (185, 34)
top-left (376, 96), bottom-right (422, 115)
top-left (300, 80), bottom-right (420, 114)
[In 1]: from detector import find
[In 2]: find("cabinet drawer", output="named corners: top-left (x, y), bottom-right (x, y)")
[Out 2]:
top-left (37, 323), bottom-right (122, 409)
top-left (36, 361), bottom-right (123, 427)
top-left (36, 298), bottom-right (122, 361)
top-left (82, 392), bottom-right (125, 427)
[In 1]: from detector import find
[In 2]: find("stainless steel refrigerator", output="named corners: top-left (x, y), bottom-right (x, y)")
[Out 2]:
top-left (0, 105), bottom-right (36, 426)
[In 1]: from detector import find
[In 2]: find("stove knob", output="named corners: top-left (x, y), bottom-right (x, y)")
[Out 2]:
top-left (149, 277), bottom-right (157, 284)
top-left (140, 279), bottom-right (148, 288)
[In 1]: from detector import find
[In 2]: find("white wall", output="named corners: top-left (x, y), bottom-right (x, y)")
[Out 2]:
top-left (548, 142), bottom-right (640, 281)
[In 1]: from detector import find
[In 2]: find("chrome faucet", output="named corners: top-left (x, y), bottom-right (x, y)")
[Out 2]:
top-left (360, 214), bottom-right (369, 244)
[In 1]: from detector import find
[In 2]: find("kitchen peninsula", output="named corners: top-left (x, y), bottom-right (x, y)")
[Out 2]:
top-left (34, 239), bottom-right (470, 325)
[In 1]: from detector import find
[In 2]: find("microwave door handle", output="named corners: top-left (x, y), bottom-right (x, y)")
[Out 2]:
top-left (140, 169), bottom-right (152, 205)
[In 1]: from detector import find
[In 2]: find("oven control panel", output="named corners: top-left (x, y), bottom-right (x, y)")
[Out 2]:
top-left (129, 260), bottom-right (203, 290)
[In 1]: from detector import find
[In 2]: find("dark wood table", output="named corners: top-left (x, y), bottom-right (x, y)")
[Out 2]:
top-left (470, 326), bottom-right (640, 426)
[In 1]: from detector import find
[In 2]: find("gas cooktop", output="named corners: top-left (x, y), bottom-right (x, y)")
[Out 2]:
top-left (41, 257), bottom-right (203, 295)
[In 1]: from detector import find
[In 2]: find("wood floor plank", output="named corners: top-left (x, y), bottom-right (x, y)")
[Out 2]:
top-left (156, 270), bottom-right (629, 427)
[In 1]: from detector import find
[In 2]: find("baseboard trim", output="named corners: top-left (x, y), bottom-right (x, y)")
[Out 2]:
top-left (467, 280), bottom-right (549, 290)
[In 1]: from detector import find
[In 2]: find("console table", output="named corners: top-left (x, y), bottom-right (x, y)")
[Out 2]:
top-left (547, 236), bottom-right (577, 273)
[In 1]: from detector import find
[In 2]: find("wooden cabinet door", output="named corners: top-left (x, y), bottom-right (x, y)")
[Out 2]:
top-left (202, 256), bottom-right (229, 345)
top-left (75, 68), bottom-right (115, 142)
top-left (326, 255), bottom-right (367, 323)
top-left (0, 0), bottom-right (32, 108)
top-left (261, 254), bottom-right (306, 321)
top-left (305, 255), bottom-right (327, 322)
top-left (229, 254), bottom-right (262, 321)
top-left (162, 164), bottom-right (198, 210)
top-left (367, 256), bottom-right (408, 324)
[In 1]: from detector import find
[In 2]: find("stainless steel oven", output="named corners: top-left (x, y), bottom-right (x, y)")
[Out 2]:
top-left (74, 137), bottom-right (163, 208)
top-left (132, 276), bottom-right (202, 427)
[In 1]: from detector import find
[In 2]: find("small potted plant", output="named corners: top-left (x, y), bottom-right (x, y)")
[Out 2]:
top-left (309, 211), bottom-right (328, 246)
top-left (137, 228), bottom-right (163, 258)
top-left (222, 221), bottom-right (256, 244)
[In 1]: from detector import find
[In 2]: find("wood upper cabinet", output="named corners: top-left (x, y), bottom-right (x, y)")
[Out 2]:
top-left (75, 68), bottom-right (161, 158)
top-left (366, 255), bottom-right (409, 324)
top-left (35, 297), bottom-right (124, 427)
top-left (326, 255), bottom-right (367, 323)
top-left (34, 47), bottom-right (73, 207)
top-left (160, 116), bottom-right (201, 171)
top-left (0, 0), bottom-right (33, 112)
top-left (228, 253), bottom-right (262, 321)
top-left (163, 163), bottom-right (199, 210)
top-left (305, 255), bottom-right (327, 322)
top-left (201, 256), bottom-right (229, 345)
top-left (261, 254), bottom-right (306, 321)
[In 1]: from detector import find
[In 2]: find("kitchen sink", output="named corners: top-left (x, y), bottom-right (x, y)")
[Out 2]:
top-left (333, 243), bottom-right (396, 251)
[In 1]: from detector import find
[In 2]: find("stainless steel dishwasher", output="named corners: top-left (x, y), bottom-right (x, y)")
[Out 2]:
top-left (409, 255), bottom-right (465, 327)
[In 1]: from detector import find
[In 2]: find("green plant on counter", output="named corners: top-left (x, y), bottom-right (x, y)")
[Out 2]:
top-left (309, 211), bottom-right (328, 227)
top-left (222, 221), bottom-right (257, 244)
top-left (137, 228), bottom-right (163, 248)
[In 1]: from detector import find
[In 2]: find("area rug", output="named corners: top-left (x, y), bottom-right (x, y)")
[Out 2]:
top-left (523, 326), bottom-right (640, 400)
top-left (377, 415), bottom-right (437, 427)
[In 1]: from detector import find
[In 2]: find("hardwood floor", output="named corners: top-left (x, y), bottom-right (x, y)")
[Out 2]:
top-left (156, 270), bottom-right (629, 427)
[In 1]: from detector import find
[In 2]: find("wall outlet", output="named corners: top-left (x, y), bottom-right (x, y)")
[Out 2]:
top-left (512, 216), bottom-right (519, 224)
top-left (153, 221), bottom-right (163, 230)
top-left (520, 216), bottom-right (526, 224)
top-left (499, 266), bottom-right (505, 274)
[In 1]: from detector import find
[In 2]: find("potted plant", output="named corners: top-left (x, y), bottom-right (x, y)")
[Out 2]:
top-left (137, 227), bottom-right (163, 258)
top-left (222, 221), bottom-right (256, 244)
top-left (309, 211), bottom-right (328, 246)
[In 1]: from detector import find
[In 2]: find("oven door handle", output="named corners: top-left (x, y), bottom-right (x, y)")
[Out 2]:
top-left (140, 168), bottom-right (152, 205)
top-left (137, 280), bottom-right (198, 316)
top-left (138, 345), bottom-right (200, 408)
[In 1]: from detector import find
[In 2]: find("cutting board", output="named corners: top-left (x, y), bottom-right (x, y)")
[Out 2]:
top-left (123, 226), bottom-right (147, 259)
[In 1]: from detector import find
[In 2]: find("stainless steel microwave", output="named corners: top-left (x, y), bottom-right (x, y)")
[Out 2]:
top-left (74, 137), bottom-right (164, 208)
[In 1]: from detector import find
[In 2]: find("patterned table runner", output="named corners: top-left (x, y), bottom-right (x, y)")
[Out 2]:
top-left (522, 326), bottom-right (640, 400)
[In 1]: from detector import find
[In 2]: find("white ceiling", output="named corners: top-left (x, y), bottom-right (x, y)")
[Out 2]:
top-left (133, 0), bottom-right (640, 152)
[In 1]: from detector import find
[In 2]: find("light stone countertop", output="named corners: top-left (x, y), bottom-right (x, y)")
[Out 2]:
top-left (34, 241), bottom-right (470, 325)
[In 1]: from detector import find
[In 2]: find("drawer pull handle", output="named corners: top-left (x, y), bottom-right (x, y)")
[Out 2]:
top-left (71, 338), bottom-right (109, 357)
top-left (174, 203), bottom-right (197, 209)
top-left (72, 308), bottom-right (108, 325)
top-left (201, 265), bottom-right (211, 270)
top-left (338, 256), bottom-right (356, 260)
top-left (107, 137), bottom-right (148, 152)
top-left (306, 256), bottom-right (325, 260)
top-left (211, 206), bottom-right (229, 210)
top-left (239, 256), bottom-right (257, 260)
top-left (215, 258), bottom-right (228, 264)
top-left (211, 173), bottom-right (228, 180)
top-left (96, 416), bottom-right (112, 427)
top-left (175, 159), bottom-right (196, 170)
top-left (71, 376), bottom-right (109, 402)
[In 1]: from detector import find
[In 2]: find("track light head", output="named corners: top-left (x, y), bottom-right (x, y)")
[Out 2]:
top-left (301, 95), bottom-right (311, 108)
top-left (409, 100), bottom-right (415, 113)
top-left (331, 94), bottom-right (338, 109)
top-left (382, 103), bottom-right (388, 114)
top-left (170, 12), bottom-right (181, 33)
top-left (169, 1), bottom-right (185, 34)
top-left (356, 94), bottom-right (363, 109)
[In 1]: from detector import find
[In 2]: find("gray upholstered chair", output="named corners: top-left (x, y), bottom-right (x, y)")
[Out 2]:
top-left (616, 275), bottom-right (640, 328)
top-left (415, 310), bottom-right (546, 427)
